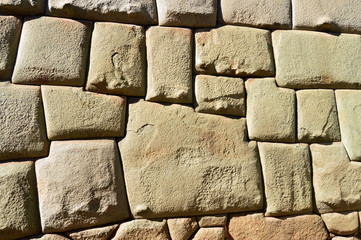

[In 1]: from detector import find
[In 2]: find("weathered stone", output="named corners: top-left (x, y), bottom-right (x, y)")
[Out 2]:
top-left (167, 218), bottom-right (198, 240)
top-left (246, 78), bottom-right (296, 142)
top-left (0, 82), bottom-right (49, 161)
top-left (195, 26), bottom-right (274, 77)
top-left (229, 213), bottom-right (328, 240)
top-left (332, 237), bottom-right (360, 240)
top-left (118, 99), bottom-right (263, 218)
top-left (67, 224), bottom-right (119, 240)
top-left (41, 85), bottom-right (126, 140)
top-left (12, 16), bottom-right (91, 86)
top-left (193, 227), bottom-right (225, 240)
top-left (86, 22), bottom-right (145, 96)
top-left (297, 90), bottom-right (340, 142)
top-left (219, 0), bottom-right (291, 29)
top-left (197, 215), bottom-right (227, 227)
top-left (146, 27), bottom-right (192, 103)
top-left (195, 75), bottom-right (245, 116)
top-left (0, 161), bottom-right (40, 240)
top-left (0, 0), bottom-right (44, 15)
top-left (321, 212), bottom-right (359, 235)
top-left (310, 143), bottom-right (361, 213)
top-left (0, 15), bottom-right (21, 79)
top-left (25, 234), bottom-right (70, 240)
top-left (35, 140), bottom-right (129, 233)
top-left (273, 30), bottom-right (361, 89)
top-left (156, 0), bottom-right (217, 27)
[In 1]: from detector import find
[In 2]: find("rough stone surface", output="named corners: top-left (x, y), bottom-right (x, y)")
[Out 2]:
top-left (25, 234), bottom-right (71, 240)
top-left (156, 0), bottom-right (217, 27)
top-left (118, 99), bottom-right (263, 218)
top-left (229, 213), bottom-right (328, 240)
top-left (12, 16), bottom-right (91, 86)
top-left (192, 227), bottom-right (225, 240)
top-left (41, 85), bottom-right (126, 140)
top-left (86, 22), bottom-right (145, 96)
top-left (246, 78), bottom-right (296, 143)
top-left (219, 0), bottom-right (291, 29)
top-left (67, 224), bottom-right (119, 240)
top-left (167, 218), bottom-right (198, 240)
top-left (332, 237), bottom-right (360, 240)
top-left (197, 215), bottom-right (227, 227)
top-left (297, 90), bottom-right (340, 142)
top-left (195, 26), bottom-right (274, 77)
top-left (273, 30), bottom-right (361, 89)
top-left (47, 0), bottom-right (157, 25)
top-left (146, 27), bottom-right (192, 103)
top-left (35, 140), bottom-right (130, 233)
top-left (0, 82), bottom-right (49, 161)
top-left (0, 0), bottom-right (45, 15)
top-left (0, 161), bottom-right (40, 240)
top-left (195, 75), bottom-right (245, 116)
top-left (321, 212), bottom-right (359, 235)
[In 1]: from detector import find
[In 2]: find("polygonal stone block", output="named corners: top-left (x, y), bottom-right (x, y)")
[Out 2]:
top-left (0, 0), bottom-right (45, 15)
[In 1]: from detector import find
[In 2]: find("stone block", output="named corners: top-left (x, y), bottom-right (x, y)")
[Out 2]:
top-left (67, 224), bottom-right (119, 240)
top-left (197, 215), bottom-right (227, 227)
top-left (321, 212), bottom-right (359, 235)
top-left (24, 234), bottom-right (70, 240)
top-left (167, 218), bottom-right (198, 240)
top-left (193, 227), bottom-right (225, 240)
top-left (0, 0), bottom-right (44, 15)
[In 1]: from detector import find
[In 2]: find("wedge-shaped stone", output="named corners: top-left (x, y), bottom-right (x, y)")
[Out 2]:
top-left (12, 16), bottom-right (91, 86)
top-left (167, 218), bottom-right (198, 240)
top-left (0, 0), bottom-right (44, 15)
top-left (119, 99), bottom-right (263, 218)
top-left (42, 86), bottom-right (126, 140)
top-left (67, 224), bottom-right (119, 240)
top-left (113, 219), bottom-right (170, 240)
top-left (0, 82), bottom-right (49, 161)
top-left (246, 78), bottom-right (296, 142)
top-left (0, 161), bottom-right (40, 240)
top-left (219, 0), bottom-right (291, 29)
top-left (321, 212), bottom-right (359, 236)
top-left (197, 215), bottom-right (227, 227)
top-left (273, 30), bottom-right (361, 89)
top-left (36, 140), bottom-right (130, 233)
top-left (195, 75), bottom-right (245, 116)
top-left (146, 27), bottom-right (192, 103)
top-left (297, 90), bottom-right (340, 142)
top-left (195, 26), bottom-right (274, 77)
top-left (193, 227), bottom-right (225, 240)
top-left (310, 143), bottom-right (361, 213)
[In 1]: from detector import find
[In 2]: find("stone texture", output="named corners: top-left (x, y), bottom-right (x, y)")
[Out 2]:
top-left (246, 78), bottom-right (296, 142)
top-left (195, 25), bottom-right (274, 77)
top-left (0, 0), bottom-right (45, 15)
top-left (197, 215), bottom-right (227, 227)
top-left (0, 161), bottom-right (40, 240)
top-left (12, 16), bottom-right (91, 86)
top-left (25, 234), bottom-right (70, 240)
top-left (229, 213), bottom-right (328, 240)
top-left (41, 85), bottom-right (126, 140)
top-left (297, 90), bottom-right (340, 142)
top-left (273, 30), bottom-right (361, 89)
top-left (118, 99), bottom-right (263, 218)
top-left (219, 0), bottom-right (291, 29)
top-left (156, 0), bottom-right (217, 27)
top-left (67, 224), bottom-right (119, 240)
top-left (195, 75), bottom-right (245, 116)
top-left (192, 227), bottom-right (225, 240)
top-left (146, 26), bottom-right (192, 103)
top-left (35, 140), bottom-right (130, 233)
top-left (167, 218), bottom-right (198, 240)
top-left (0, 82), bottom-right (49, 161)
top-left (321, 212), bottom-right (359, 235)
top-left (86, 22), bottom-right (145, 96)
top-left (332, 237), bottom-right (360, 240)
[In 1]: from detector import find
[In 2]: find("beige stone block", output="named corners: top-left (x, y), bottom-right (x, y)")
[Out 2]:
top-left (0, 0), bottom-right (44, 15)
top-left (86, 22), bottom-right (145, 96)
top-left (193, 227), bottom-right (225, 240)
top-left (273, 30), bottom-right (361, 89)
top-left (25, 234), bottom-right (70, 240)
top-left (12, 16), bottom-right (91, 86)
top-left (195, 75), bottom-right (245, 116)
top-left (67, 224), bottom-right (119, 240)
top-left (322, 212), bottom-right (359, 235)
top-left (297, 90), bottom-right (340, 142)
top-left (167, 218), bottom-right (198, 240)
top-left (246, 78), bottom-right (296, 142)
top-left (36, 140), bottom-right (130, 233)
top-left (41, 85), bottom-right (126, 140)
top-left (146, 26), bottom-right (192, 103)
top-left (118, 99), bottom-right (263, 218)
top-left (332, 237), bottom-right (360, 240)
top-left (197, 215), bottom-right (227, 227)
top-left (195, 25), bottom-right (274, 77)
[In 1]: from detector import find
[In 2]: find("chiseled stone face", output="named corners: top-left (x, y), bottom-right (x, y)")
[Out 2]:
top-left (167, 218), bottom-right (198, 240)
top-left (0, 0), bottom-right (45, 15)
top-left (67, 224), bottom-right (119, 240)
top-left (193, 227), bottom-right (225, 240)
top-left (321, 211), bottom-right (359, 236)
top-left (119, 99), bottom-right (263, 218)
top-left (113, 219), bottom-right (170, 240)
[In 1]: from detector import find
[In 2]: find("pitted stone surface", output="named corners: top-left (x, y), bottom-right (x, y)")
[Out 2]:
top-left (0, 0), bottom-right (44, 15)
top-left (12, 16), bottom-right (91, 86)
top-left (167, 218), bottom-right (198, 240)
top-left (195, 26), bottom-right (274, 77)
top-left (41, 85), bottom-right (126, 140)
top-left (146, 26), bottom-right (192, 103)
top-left (86, 22), bottom-right (145, 96)
top-left (67, 224), bottom-right (119, 240)
top-left (321, 212), bottom-right (359, 235)
top-left (197, 215), bottom-right (227, 227)
top-left (36, 140), bottom-right (129, 233)
top-left (273, 30), bottom-right (361, 89)
top-left (118, 99), bottom-right (263, 218)
top-left (193, 227), bottom-right (225, 240)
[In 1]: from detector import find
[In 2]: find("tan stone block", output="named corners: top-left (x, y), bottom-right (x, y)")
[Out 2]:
top-left (12, 16), bottom-right (91, 86)
top-left (322, 212), bottom-right (359, 235)
top-left (167, 218), bottom-right (198, 240)
top-left (41, 85), bottom-right (126, 140)
top-left (332, 237), bottom-right (360, 240)
top-left (197, 215), bottom-right (227, 227)
top-left (0, 0), bottom-right (44, 15)
top-left (193, 227), bottom-right (225, 240)
top-left (146, 26), bottom-right (192, 103)
top-left (67, 224), bottom-right (119, 240)
top-left (25, 234), bottom-right (70, 240)
top-left (195, 26), bottom-right (274, 77)
top-left (246, 78), bottom-right (296, 142)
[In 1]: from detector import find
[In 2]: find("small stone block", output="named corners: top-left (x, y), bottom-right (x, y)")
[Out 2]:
top-left (167, 218), bottom-right (198, 240)
top-left (197, 215), bottom-right (227, 227)
top-left (193, 227), bottom-right (225, 240)
top-left (321, 211), bottom-right (359, 236)
top-left (0, 0), bottom-right (45, 15)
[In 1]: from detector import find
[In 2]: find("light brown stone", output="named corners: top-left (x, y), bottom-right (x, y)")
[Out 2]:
top-left (167, 218), bottom-right (198, 240)
top-left (67, 224), bottom-right (119, 240)
top-left (192, 227), bottom-right (225, 240)
top-left (197, 215), bottom-right (227, 227)
top-left (0, 0), bottom-right (45, 15)
top-left (332, 237), bottom-right (360, 240)
top-left (322, 212), bottom-right (359, 235)
top-left (25, 234), bottom-right (70, 240)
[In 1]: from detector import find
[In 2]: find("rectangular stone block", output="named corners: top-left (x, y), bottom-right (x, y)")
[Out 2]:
top-left (0, 0), bottom-right (45, 15)
top-left (113, 220), bottom-right (170, 240)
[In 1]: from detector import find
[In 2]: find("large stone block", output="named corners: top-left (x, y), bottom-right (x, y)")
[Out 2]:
top-left (195, 26), bottom-right (274, 77)
top-left (273, 30), bottom-right (361, 89)
top-left (86, 22), bottom-right (146, 96)
top-left (12, 16), bottom-right (92, 86)
top-left (41, 85), bottom-right (126, 140)
top-left (321, 212), bottom-right (359, 236)
top-left (36, 140), bottom-right (130, 233)
top-left (118, 99), bottom-right (263, 218)
top-left (0, 0), bottom-right (45, 15)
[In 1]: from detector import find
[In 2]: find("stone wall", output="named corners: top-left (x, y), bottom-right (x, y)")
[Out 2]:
top-left (1, 1), bottom-right (361, 240)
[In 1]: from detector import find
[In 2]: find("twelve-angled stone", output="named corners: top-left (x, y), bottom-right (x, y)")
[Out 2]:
top-left (0, 0), bottom-right (45, 15)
